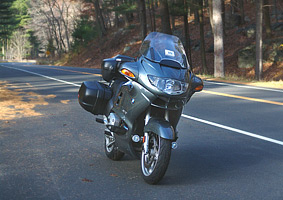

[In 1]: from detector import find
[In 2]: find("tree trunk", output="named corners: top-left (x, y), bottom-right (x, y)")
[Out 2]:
top-left (198, 0), bottom-right (208, 74)
top-left (256, 0), bottom-right (263, 81)
top-left (222, 0), bottom-right (226, 36)
top-left (171, 15), bottom-right (176, 31)
top-left (273, 0), bottom-right (278, 23)
top-left (213, 0), bottom-right (225, 78)
top-left (114, 0), bottom-right (119, 28)
top-left (94, 0), bottom-right (106, 37)
top-left (148, 0), bottom-right (153, 31)
top-left (263, 0), bottom-right (272, 38)
top-left (239, 0), bottom-right (245, 24)
top-left (151, 0), bottom-right (156, 31)
top-left (138, 0), bottom-right (147, 39)
top-left (160, 0), bottom-right (172, 34)
top-left (183, 0), bottom-right (192, 68)
top-left (208, 0), bottom-right (214, 33)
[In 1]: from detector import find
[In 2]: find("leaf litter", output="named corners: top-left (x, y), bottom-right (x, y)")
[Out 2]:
top-left (0, 81), bottom-right (56, 120)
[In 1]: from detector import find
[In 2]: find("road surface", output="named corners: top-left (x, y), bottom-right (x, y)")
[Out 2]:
top-left (1, 62), bottom-right (283, 200)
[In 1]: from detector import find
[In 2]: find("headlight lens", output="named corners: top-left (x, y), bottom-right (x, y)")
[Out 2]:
top-left (148, 75), bottom-right (188, 95)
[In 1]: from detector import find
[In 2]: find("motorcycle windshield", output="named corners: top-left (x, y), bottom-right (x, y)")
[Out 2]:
top-left (140, 32), bottom-right (189, 69)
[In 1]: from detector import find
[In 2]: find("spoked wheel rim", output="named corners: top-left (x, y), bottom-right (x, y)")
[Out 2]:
top-left (141, 133), bottom-right (160, 176)
top-left (105, 135), bottom-right (115, 153)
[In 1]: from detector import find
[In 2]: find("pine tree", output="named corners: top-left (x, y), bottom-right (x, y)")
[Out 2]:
top-left (0, 0), bottom-right (17, 59)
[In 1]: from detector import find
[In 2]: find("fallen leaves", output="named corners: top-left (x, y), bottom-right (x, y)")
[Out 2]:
top-left (110, 174), bottom-right (118, 177)
top-left (60, 100), bottom-right (70, 104)
top-left (81, 178), bottom-right (93, 182)
top-left (0, 81), bottom-right (56, 120)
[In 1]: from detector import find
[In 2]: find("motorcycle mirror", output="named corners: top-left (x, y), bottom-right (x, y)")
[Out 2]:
top-left (191, 75), bottom-right (203, 92)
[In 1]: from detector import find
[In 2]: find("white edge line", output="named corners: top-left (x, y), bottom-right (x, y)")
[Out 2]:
top-left (3, 65), bottom-right (283, 146)
top-left (204, 80), bottom-right (283, 93)
top-left (182, 114), bottom-right (283, 146)
top-left (2, 65), bottom-right (81, 87)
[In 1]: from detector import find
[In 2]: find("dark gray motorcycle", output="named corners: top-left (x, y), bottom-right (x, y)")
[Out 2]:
top-left (78, 32), bottom-right (203, 184)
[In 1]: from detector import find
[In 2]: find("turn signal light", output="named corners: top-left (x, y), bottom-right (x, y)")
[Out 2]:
top-left (121, 68), bottom-right (135, 78)
top-left (195, 85), bottom-right (203, 92)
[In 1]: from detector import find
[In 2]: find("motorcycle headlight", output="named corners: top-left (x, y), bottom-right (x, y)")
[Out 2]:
top-left (148, 75), bottom-right (188, 95)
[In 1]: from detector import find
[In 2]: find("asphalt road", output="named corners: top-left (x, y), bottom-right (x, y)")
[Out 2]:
top-left (1, 62), bottom-right (283, 200)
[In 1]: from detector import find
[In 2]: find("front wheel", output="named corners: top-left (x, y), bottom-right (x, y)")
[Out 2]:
top-left (141, 132), bottom-right (171, 184)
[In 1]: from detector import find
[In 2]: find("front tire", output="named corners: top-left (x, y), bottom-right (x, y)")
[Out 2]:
top-left (141, 132), bottom-right (171, 184)
top-left (104, 134), bottom-right (124, 161)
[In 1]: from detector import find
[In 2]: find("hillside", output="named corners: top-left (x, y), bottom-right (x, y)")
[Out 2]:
top-left (59, 1), bottom-right (283, 82)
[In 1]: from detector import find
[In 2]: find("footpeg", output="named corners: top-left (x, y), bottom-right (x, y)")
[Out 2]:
top-left (96, 118), bottom-right (104, 124)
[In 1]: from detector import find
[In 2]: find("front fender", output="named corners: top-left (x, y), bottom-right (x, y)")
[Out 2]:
top-left (144, 118), bottom-right (175, 140)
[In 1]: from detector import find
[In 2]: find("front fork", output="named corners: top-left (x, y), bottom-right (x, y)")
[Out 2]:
top-left (143, 109), bottom-right (151, 155)
top-left (143, 132), bottom-right (150, 162)
top-left (142, 109), bottom-right (177, 157)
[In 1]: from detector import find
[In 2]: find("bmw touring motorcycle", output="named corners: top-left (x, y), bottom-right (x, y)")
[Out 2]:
top-left (78, 32), bottom-right (203, 184)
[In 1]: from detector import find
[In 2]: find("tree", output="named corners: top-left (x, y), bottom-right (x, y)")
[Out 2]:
top-left (183, 0), bottom-right (192, 68)
top-left (138, 0), bottom-right (147, 40)
top-left (160, 0), bottom-right (172, 34)
top-left (273, 0), bottom-right (278, 23)
top-left (93, 0), bottom-right (106, 37)
top-left (72, 15), bottom-right (98, 50)
top-left (255, 0), bottom-right (263, 80)
top-left (0, 0), bottom-right (17, 59)
top-left (148, 0), bottom-right (156, 32)
top-left (28, 0), bottom-right (81, 56)
top-left (112, 0), bottom-right (136, 28)
top-left (8, 29), bottom-right (30, 60)
top-left (198, 0), bottom-right (208, 74)
top-left (263, 0), bottom-right (272, 38)
top-left (239, 0), bottom-right (245, 24)
top-left (208, 0), bottom-right (214, 33)
top-left (213, 0), bottom-right (224, 78)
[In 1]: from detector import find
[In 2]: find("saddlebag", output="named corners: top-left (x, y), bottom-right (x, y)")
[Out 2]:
top-left (78, 81), bottom-right (112, 115)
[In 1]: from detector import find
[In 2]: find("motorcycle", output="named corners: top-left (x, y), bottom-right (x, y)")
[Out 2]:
top-left (78, 32), bottom-right (203, 184)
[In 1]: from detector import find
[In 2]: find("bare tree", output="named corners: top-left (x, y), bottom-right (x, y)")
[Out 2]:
top-left (28, 0), bottom-right (81, 56)
top-left (213, 0), bottom-right (224, 78)
top-left (8, 29), bottom-right (30, 60)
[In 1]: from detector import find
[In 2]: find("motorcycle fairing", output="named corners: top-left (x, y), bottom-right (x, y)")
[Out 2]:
top-left (112, 80), bottom-right (156, 130)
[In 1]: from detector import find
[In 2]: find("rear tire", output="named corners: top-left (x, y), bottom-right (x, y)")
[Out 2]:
top-left (104, 134), bottom-right (124, 161)
top-left (141, 133), bottom-right (171, 184)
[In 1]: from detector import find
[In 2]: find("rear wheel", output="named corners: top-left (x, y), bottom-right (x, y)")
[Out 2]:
top-left (141, 132), bottom-right (171, 184)
top-left (104, 134), bottom-right (124, 161)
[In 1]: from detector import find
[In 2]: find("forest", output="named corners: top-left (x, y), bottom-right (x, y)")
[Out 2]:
top-left (0, 0), bottom-right (283, 81)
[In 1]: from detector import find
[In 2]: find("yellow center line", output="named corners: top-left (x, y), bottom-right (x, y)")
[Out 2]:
top-left (202, 90), bottom-right (283, 106)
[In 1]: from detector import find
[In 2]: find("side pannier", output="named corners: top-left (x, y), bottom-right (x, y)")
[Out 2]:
top-left (78, 81), bottom-right (112, 115)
